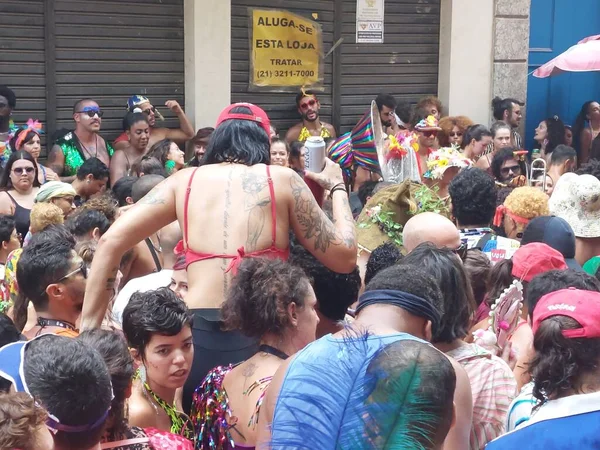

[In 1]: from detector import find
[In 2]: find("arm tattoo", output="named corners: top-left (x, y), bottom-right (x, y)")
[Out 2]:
top-left (138, 185), bottom-right (165, 205)
top-left (334, 194), bottom-right (357, 249)
top-left (241, 171), bottom-right (270, 252)
top-left (290, 174), bottom-right (339, 252)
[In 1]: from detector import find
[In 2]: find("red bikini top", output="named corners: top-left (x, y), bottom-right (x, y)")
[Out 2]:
top-left (174, 165), bottom-right (289, 274)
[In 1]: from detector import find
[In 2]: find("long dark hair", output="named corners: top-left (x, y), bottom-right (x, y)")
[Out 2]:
top-left (146, 139), bottom-right (174, 166)
top-left (401, 243), bottom-right (476, 343)
top-left (572, 101), bottom-right (597, 156)
top-left (542, 116), bottom-right (566, 155)
top-left (203, 106), bottom-right (270, 166)
top-left (121, 112), bottom-right (148, 131)
top-left (0, 151), bottom-right (41, 190)
top-left (78, 329), bottom-right (134, 438)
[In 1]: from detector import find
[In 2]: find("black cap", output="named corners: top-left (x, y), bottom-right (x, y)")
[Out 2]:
top-left (521, 216), bottom-right (582, 271)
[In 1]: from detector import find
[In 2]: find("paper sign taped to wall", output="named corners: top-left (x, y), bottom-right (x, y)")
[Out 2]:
top-left (249, 8), bottom-right (324, 91)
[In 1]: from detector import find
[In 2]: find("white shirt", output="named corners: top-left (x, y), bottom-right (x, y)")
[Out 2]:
top-left (112, 270), bottom-right (173, 325)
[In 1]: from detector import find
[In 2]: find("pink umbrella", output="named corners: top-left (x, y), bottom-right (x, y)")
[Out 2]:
top-left (533, 39), bottom-right (600, 78)
top-left (579, 34), bottom-right (600, 44)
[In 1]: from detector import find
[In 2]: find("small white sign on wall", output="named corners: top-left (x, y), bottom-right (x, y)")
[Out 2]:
top-left (356, 0), bottom-right (384, 43)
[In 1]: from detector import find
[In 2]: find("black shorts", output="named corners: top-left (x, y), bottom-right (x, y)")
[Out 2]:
top-left (182, 308), bottom-right (258, 413)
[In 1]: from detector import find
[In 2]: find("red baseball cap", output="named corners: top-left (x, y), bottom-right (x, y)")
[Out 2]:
top-left (532, 288), bottom-right (600, 338)
top-left (511, 242), bottom-right (568, 282)
top-left (215, 103), bottom-right (271, 137)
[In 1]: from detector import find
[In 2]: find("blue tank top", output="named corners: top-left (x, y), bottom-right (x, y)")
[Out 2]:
top-left (269, 332), bottom-right (425, 450)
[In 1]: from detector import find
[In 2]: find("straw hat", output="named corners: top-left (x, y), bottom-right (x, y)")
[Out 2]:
top-left (549, 172), bottom-right (600, 238)
top-left (357, 181), bottom-right (449, 252)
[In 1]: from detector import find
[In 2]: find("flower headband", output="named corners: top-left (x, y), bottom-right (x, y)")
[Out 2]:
top-left (14, 119), bottom-right (43, 150)
top-left (424, 147), bottom-right (472, 179)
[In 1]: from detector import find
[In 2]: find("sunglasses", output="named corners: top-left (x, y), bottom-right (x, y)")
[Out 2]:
top-left (0, 102), bottom-right (8, 109)
top-left (77, 109), bottom-right (104, 118)
top-left (12, 167), bottom-right (35, 175)
top-left (449, 132), bottom-right (463, 137)
top-left (300, 99), bottom-right (317, 110)
top-left (423, 131), bottom-right (438, 138)
top-left (142, 106), bottom-right (157, 115)
top-left (453, 242), bottom-right (468, 261)
top-left (56, 262), bottom-right (88, 283)
top-left (501, 165), bottom-right (522, 176)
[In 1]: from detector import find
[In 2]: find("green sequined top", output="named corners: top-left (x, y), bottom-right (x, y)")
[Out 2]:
top-left (54, 132), bottom-right (114, 176)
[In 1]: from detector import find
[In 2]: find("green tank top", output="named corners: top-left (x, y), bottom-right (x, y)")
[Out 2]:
top-left (54, 132), bottom-right (114, 176)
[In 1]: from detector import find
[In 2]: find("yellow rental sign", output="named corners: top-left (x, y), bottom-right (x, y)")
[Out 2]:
top-left (250, 9), bottom-right (323, 90)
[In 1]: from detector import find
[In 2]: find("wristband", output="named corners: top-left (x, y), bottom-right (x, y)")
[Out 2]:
top-left (329, 183), bottom-right (347, 199)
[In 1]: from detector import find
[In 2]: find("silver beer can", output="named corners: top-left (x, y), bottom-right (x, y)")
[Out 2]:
top-left (304, 136), bottom-right (326, 173)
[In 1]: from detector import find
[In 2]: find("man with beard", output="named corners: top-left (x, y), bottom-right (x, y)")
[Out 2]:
top-left (48, 99), bottom-right (114, 182)
top-left (491, 97), bottom-right (524, 148)
top-left (16, 227), bottom-right (85, 338)
top-left (375, 93), bottom-right (397, 132)
top-left (285, 90), bottom-right (336, 143)
top-left (113, 95), bottom-right (195, 151)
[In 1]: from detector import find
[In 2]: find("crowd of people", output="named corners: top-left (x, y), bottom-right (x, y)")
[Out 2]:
top-left (0, 80), bottom-right (600, 450)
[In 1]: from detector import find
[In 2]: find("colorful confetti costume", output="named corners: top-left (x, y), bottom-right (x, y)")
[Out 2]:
top-left (54, 131), bottom-right (114, 176)
top-left (0, 120), bottom-right (19, 166)
top-left (190, 364), bottom-right (272, 450)
top-left (297, 124), bottom-right (332, 143)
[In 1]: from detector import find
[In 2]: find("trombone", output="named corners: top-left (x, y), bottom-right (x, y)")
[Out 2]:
top-left (513, 151), bottom-right (548, 192)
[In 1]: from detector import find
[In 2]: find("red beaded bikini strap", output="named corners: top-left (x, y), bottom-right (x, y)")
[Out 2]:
top-left (266, 165), bottom-right (276, 246)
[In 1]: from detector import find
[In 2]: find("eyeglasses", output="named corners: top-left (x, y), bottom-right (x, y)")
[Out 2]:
top-left (12, 167), bottom-right (35, 175)
top-left (56, 262), bottom-right (88, 283)
top-left (449, 132), bottom-right (463, 137)
top-left (453, 242), bottom-right (468, 261)
top-left (423, 131), bottom-right (438, 138)
top-left (501, 165), bottom-right (522, 176)
top-left (0, 102), bottom-right (8, 109)
top-left (142, 106), bottom-right (157, 115)
top-left (299, 99), bottom-right (317, 110)
top-left (77, 110), bottom-right (104, 118)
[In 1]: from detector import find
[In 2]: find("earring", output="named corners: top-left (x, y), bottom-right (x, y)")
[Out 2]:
top-left (138, 364), bottom-right (147, 384)
top-left (87, 180), bottom-right (91, 184)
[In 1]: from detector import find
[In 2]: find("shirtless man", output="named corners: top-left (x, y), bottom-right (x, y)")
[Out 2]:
top-left (113, 95), bottom-right (195, 151)
top-left (285, 91), bottom-right (336, 143)
top-left (48, 99), bottom-right (113, 183)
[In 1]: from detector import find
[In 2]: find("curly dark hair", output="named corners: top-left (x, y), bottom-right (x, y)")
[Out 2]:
top-left (530, 315), bottom-right (600, 406)
top-left (448, 167), bottom-right (496, 227)
top-left (221, 258), bottom-right (313, 338)
top-left (491, 146), bottom-right (521, 181)
top-left (123, 287), bottom-right (193, 356)
top-left (289, 245), bottom-right (360, 321)
top-left (577, 159), bottom-right (600, 180)
top-left (401, 243), bottom-right (476, 343)
top-left (365, 242), bottom-right (403, 286)
top-left (526, 269), bottom-right (600, 314)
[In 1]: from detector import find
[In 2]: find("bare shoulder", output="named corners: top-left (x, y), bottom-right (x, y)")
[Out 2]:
top-left (285, 123), bottom-right (302, 141)
top-left (127, 393), bottom-right (157, 429)
top-left (324, 122), bottom-right (337, 136)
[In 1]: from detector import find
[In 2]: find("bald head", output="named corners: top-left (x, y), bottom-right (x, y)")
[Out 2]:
top-left (402, 212), bottom-right (460, 253)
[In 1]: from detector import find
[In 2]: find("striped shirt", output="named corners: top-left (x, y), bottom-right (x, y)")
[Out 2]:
top-left (447, 344), bottom-right (518, 450)
top-left (506, 382), bottom-right (537, 431)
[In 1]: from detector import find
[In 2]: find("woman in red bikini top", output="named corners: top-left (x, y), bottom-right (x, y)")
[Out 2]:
top-left (82, 102), bottom-right (356, 322)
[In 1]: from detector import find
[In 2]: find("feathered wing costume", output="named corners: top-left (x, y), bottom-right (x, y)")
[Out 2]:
top-left (268, 333), bottom-right (448, 450)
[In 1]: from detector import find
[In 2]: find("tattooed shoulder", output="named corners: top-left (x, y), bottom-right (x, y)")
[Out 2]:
top-left (241, 170), bottom-right (268, 195)
top-left (138, 184), bottom-right (166, 205)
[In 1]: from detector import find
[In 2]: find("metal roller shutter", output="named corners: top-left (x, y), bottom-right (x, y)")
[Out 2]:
top-left (0, 0), bottom-right (47, 145)
top-left (231, 0), bottom-right (335, 137)
top-left (53, 0), bottom-right (185, 143)
top-left (339, 0), bottom-right (440, 132)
